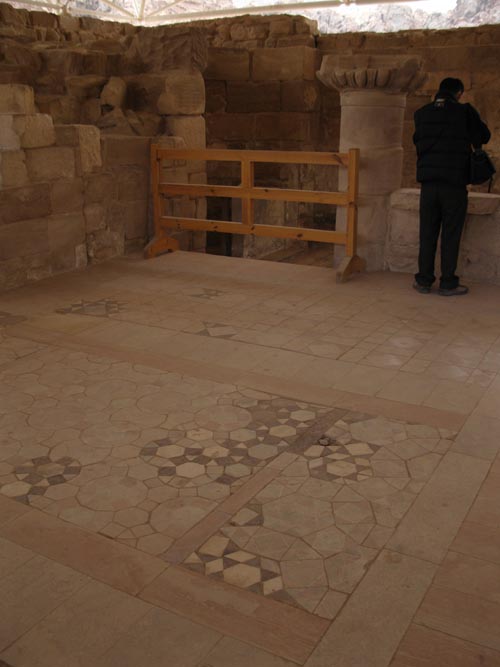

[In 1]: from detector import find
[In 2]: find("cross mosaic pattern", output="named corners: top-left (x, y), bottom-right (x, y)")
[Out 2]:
top-left (184, 413), bottom-right (456, 617)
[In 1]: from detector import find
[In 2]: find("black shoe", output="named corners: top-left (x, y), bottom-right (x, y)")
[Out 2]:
top-left (438, 284), bottom-right (469, 296)
top-left (413, 282), bottom-right (431, 294)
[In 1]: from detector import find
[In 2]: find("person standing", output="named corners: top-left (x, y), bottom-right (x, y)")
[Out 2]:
top-left (413, 77), bottom-right (491, 296)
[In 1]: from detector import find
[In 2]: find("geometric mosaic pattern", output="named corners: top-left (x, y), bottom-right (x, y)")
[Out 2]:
top-left (55, 298), bottom-right (126, 317)
top-left (184, 412), bottom-right (456, 617)
top-left (9, 456), bottom-right (82, 504)
top-left (139, 400), bottom-right (331, 491)
top-left (0, 346), bottom-right (334, 560)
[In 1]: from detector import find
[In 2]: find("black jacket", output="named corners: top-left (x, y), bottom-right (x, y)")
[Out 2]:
top-left (413, 92), bottom-right (491, 186)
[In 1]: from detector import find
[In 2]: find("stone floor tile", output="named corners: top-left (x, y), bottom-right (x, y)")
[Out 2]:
top-left (0, 555), bottom-right (89, 652)
top-left (331, 365), bottom-right (397, 396)
top-left (377, 373), bottom-right (439, 406)
top-left (201, 636), bottom-right (297, 667)
top-left (305, 550), bottom-right (436, 667)
top-left (415, 585), bottom-right (500, 651)
top-left (452, 413), bottom-right (500, 460)
top-left (0, 536), bottom-right (34, 579)
top-left (391, 624), bottom-right (500, 666)
top-left (423, 380), bottom-right (486, 415)
top-left (96, 607), bottom-right (220, 667)
top-left (140, 565), bottom-right (329, 664)
top-left (387, 453), bottom-right (490, 563)
top-left (451, 521), bottom-right (500, 565)
top-left (0, 508), bottom-right (166, 595)
top-left (2, 580), bottom-right (151, 667)
top-left (433, 551), bottom-right (500, 604)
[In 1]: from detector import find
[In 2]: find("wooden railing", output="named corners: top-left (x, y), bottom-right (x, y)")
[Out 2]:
top-left (145, 146), bottom-right (365, 282)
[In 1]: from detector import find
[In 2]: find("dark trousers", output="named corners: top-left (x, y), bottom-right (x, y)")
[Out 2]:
top-left (415, 182), bottom-right (468, 290)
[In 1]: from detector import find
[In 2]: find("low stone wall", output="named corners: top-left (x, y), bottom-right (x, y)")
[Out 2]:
top-left (387, 188), bottom-right (500, 284)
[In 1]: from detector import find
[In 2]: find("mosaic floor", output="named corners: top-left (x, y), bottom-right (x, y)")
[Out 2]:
top-left (1, 252), bottom-right (500, 667)
top-left (184, 412), bottom-right (454, 616)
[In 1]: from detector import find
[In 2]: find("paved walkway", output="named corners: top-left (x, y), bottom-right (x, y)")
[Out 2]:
top-left (0, 251), bottom-right (499, 666)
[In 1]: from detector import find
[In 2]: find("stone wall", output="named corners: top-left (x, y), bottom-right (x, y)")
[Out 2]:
top-left (2, 3), bottom-right (500, 288)
top-left (0, 4), bottom-right (208, 289)
top-left (318, 25), bottom-right (500, 194)
top-left (387, 189), bottom-right (500, 284)
top-left (0, 84), bottom-right (155, 289)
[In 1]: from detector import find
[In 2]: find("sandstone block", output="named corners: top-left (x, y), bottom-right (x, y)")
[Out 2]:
top-left (206, 49), bottom-right (250, 81)
top-left (116, 167), bottom-right (149, 200)
top-left (0, 217), bottom-right (49, 261)
top-left (97, 108), bottom-right (134, 135)
top-left (76, 125), bottom-right (102, 173)
top-left (281, 81), bottom-right (320, 111)
top-left (25, 146), bottom-right (76, 181)
top-left (84, 172), bottom-right (116, 203)
top-left (161, 166), bottom-right (189, 184)
top-left (125, 110), bottom-right (161, 137)
top-left (254, 112), bottom-right (315, 141)
top-left (87, 228), bottom-right (124, 262)
top-left (252, 47), bottom-right (320, 81)
top-left (158, 69), bottom-right (205, 115)
top-left (227, 81), bottom-right (280, 112)
top-left (13, 114), bottom-right (55, 148)
top-left (46, 96), bottom-right (81, 124)
top-left (108, 199), bottom-right (148, 239)
top-left (75, 243), bottom-right (88, 270)
top-left (0, 84), bottom-right (35, 114)
top-left (41, 49), bottom-right (84, 75)
top-left (0, 115), bottom-right (20, 150)
top-left (100, 76), bottom-right (127, 108)
top-left (207, 113), bottom-right (254, 142)
top-left (48, 212), bottom-right (85, 252)
top-left (84, 203), bottom-right (106, 232)
top-left (102, 135), bottom-right (150, 168)
top-left (276, 35), bottom-right (316, 48)
top-left (390, 188), bottom-right (420, 211)
top-left (156, 135), bottom-right (186, 150)
top-left (205, 80), bottom-right (226, 113)
top-left (81, 98), bottom-right (101, 125)
top-left (65, 75), bottom-right (107, 99)
top-left (0, 150), bottom-right (28, 188)
top-left (269, 19), bottom-right (293, 36)
top-left (0, 183), bottom-right (51, 223)
top-left (166, 116), bottom-right (206, 149)
top-left (50, 178), bottom-right (83, 213)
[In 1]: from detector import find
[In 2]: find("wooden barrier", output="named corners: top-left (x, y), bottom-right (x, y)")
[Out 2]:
top-left (145, 146), bottom-right (365, 282)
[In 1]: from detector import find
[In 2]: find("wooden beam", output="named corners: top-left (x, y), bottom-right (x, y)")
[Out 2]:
top-left (158, 183), bottom-right (349, 206)
top-left (155, 148), bottom-right (349, 167)
top-left (159, 216), bottom-right (347, 245)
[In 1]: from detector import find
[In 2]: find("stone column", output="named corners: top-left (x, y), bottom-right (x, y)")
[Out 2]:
top-left (317, 56), bottom-right (425, 270)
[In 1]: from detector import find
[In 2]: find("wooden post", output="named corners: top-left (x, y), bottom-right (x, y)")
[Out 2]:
top-left (336, 148), bottom-right (365, 283)
top-left (144, 143), bottom-right (179, 259)
top-left (241, 157), bottom-right (255, 228)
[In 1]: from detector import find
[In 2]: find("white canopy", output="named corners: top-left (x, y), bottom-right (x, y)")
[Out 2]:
top-left (8, 0), bottom-right (444, 26)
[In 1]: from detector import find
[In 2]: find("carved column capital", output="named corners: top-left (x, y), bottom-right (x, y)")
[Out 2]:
top-left (317, 55), bottom-right (426, 94)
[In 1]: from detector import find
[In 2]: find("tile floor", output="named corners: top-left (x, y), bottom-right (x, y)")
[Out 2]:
top-left (0, 251), bottom-right (500, 666)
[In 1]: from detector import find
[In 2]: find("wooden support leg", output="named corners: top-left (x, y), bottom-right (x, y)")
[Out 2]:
top-left (143, 233), bottom-right (179, 259)
top-left (336, 254), bottom-right (366, 283)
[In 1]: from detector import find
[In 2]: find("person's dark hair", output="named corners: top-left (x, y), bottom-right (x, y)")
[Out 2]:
top-left (438, 77), bottom-right (465, 96)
